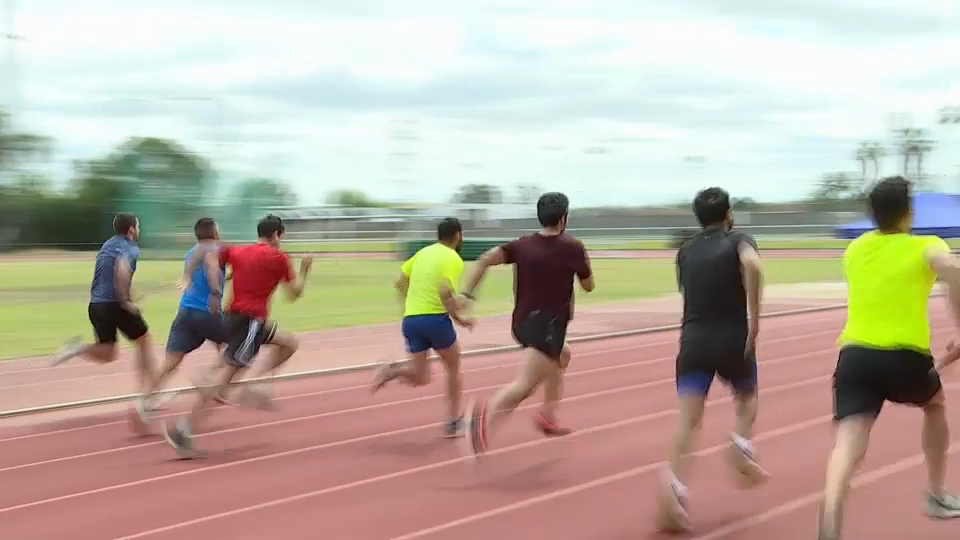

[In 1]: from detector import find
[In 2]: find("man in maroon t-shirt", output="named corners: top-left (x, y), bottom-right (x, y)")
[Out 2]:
top-left (163, 215), bottom-right (312, 459)
top-left (459, 192), bottom-right (594, 458)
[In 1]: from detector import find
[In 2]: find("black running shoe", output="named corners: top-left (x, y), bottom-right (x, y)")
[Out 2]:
top-left (162, 422), bottom-right (207, 460)
top-left (442, 417), bottom-right (463, 439)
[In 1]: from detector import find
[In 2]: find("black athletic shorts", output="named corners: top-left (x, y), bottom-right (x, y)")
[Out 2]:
top-left (512, 310), bottom-right (569, 361)
top-left (222, 312), bottom-right (278, 368)
top-left (675, 337), bottom-right (758, 396)
top-left (88, 302), bottom-right (149, 344)
top-left (833, 346), bottom-right (942, 421)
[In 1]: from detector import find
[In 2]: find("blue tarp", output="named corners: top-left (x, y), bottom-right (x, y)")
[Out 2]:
top-left (834, 192), bottom-right (960, 239)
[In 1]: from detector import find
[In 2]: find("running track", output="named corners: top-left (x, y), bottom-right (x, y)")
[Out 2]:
top-left (1, 308), bottom-right (959, 539)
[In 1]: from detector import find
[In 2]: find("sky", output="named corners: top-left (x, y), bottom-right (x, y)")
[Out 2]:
top-left (3, 0), bottom-right (960, 206)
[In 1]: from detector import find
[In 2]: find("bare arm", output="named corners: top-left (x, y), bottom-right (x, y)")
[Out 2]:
top-left (395, 273), bottom-right (410, 299)
top-left (114, 256), bottom-right (135, 305)
top-left (462, 247), bottom-right (509, 298)
top-left (928, 247), bottom-right (960, 325)
top-left (202, 251), bottom-right (222, 312)
top-left (739, 243), bottom-right (763, 327)
top-left (279, 256), bottom-right (313, 300)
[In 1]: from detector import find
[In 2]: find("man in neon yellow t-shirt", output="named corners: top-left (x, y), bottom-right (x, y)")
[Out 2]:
top-left (371, 218), bottom-right (475, 439)
top-left (819, 177), bottom-right (960, 539)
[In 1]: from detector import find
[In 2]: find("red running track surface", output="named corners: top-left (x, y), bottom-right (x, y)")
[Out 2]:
top-left (1, 308), bottom-right (960, 539)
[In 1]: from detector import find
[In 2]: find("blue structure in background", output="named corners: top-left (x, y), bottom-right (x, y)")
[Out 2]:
top-left (834, 192), bottom-right (960, 239)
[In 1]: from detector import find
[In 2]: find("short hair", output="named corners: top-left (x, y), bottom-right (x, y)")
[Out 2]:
top-left (692, 187), bottom-right (731, 227)
top-left (436, 217), bottom-right (462, 241)
top-left (194, 217), bottom-right (218, 240)
top-left (256, 214), bottom-right (285, 239)
top-left (537, 192), bottom-right (570, 227)
top-left (113, 213), bottom-right (138, 236)
top-left (868, 176), bottom-right (911, 231)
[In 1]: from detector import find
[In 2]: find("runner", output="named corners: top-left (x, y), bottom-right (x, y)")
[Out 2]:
top-left (655, 187), bottom-right (769, 533)
top-left (50, 213), bottom-right (157, 419)
top-left (818, 176), bottom-right (960, 539)
top-left (162, 214), bottom-right (312, 459)
top-left (137, 218), bottom-right (231, 428)
top-left (460, 192), bottom-right (594, 459)
top-left (370, 217), bottom-right (475, 438)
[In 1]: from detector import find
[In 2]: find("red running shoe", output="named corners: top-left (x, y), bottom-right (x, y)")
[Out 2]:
top-left (534, 411), bottom-right (572, 436)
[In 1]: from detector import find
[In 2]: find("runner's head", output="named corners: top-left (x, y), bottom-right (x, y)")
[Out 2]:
top-left (194, 217), bottom-right (220, 242)
top-left (537, 191), bottom-right (570, 233)
top-left (257, 214), bottom-right (285, 247)
top-left (692, 187), bottom-right (733, 230)
top-left (436, 217), bottom-right (464, 253)
top-left (113, 213), bottom-right (140, 242)
top-left (868, 176), bottom-right (912, 233)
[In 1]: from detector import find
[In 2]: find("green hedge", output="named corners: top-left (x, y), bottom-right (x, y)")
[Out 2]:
top-left (400, 239), bottom-right (506, 261)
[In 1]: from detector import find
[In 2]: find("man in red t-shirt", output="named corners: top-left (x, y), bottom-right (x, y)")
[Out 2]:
top-left (163, 215), bottom-right (312, 459)
top-left (459, 192), bottom-right (594, 459)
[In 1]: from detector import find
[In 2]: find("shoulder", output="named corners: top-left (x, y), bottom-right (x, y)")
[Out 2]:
top-left (560, 234), bottom-right (585, 249)
top-left (727, 230), bottom-right (757, 250)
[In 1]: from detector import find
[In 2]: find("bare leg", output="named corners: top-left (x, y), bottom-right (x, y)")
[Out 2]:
top-left (668, 394), bottom-right (707, 484)
top-left (238, 331), bottom-right (299, 409)
top-left (163, 359), bottom-right (242, 459)
top-left (727, 388), bottom-right (769, 487)
top-left (132, 334), bottom-right (157, 396)
top-left (923, 391), bottom-right (949, 497)
top-left (435, 342), bottom-right (462, 422)
top-left (50, 341), bottom-right (117, 366)
top-left (465, 349), bottom-right (556, 455)
top-left (537, 345), bottom-right (572, 435)
top-left (819, 415), bottom-right (874, 539)
top-left (371, 351), bottom-right (432, 391)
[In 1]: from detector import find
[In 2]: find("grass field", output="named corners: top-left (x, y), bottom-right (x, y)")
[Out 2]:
top-left (0, 257), bottom-right (843, 359)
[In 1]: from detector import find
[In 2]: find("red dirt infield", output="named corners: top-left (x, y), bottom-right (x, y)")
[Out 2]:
top-left (1, 306), bottom-right (960, 538)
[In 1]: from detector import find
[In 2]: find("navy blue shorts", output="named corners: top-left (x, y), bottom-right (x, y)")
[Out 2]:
top-left (166, 308), bottom-right (229, 354)
top-left (402, 314), bottom-right (457, 354)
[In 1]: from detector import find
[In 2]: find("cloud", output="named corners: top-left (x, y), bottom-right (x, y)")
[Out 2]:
top-left (4, 0), bottom-right (960, 206)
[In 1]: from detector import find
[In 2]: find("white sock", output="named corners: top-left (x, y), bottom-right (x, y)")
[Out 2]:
top-left (663, 467), bottom-right (688, 498)
top-left (731, 433), bottom-right (753, 454)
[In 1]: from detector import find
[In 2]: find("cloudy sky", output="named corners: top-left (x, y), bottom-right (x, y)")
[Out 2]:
top-left (3, 0), bottom-right (960, 206)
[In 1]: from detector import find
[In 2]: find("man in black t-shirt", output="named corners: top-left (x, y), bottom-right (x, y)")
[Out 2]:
top-left (656, 187), bottom-right (769, 533)
top-left (459, 192), bottom-right (595, 459)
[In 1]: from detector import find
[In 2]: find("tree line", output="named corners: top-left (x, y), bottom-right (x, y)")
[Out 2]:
top-left (0, 110), bottom-right (297, 251)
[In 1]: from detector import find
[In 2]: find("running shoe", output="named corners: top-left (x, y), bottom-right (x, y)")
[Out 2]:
top-left (533, 411), bottom-right (573, 437)
top-left (370, 362), bottom-right (398, 393)
top-left (925, 491), bottom-right (960, 519)
top-left (128, 398), bottom-right (152, 437)
top-left (442, 417), bottom-right (464, 439)
top-left (162, 421), bottom-right (207, 460)
top-left (655, 470), bottom-right (691, 533)
top-left (49, 337), bottom-right (83, 367)
top-left (727, 433), bottom-right (770, 488)
top-left (461, 399), bottom-right (488, 461)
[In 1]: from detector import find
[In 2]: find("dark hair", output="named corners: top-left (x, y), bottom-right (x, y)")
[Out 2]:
top-left (868, 176), bottom-right (911, 231)
top-left (436, 217), bottom-right (462, 242)
top-left (113, 213), bottom-right (138, 236)
top-left (537, 192), bottom-right (569, 228)
top-left (256, 214), bottom-right (285, 239)
top-left (692, 187), bottom-right (731, 227)
top-left (194, 217), bottom-right (218, 240)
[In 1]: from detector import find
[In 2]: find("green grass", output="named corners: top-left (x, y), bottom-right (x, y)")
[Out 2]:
top-left (0, 257), bottom-right (842, 359)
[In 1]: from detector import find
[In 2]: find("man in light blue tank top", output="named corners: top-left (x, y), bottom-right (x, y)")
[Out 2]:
top-left (139, 218), bottom-right (231, 421)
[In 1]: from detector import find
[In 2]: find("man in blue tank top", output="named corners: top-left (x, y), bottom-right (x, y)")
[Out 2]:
top-left (138, 218), bottom-right (231, 424)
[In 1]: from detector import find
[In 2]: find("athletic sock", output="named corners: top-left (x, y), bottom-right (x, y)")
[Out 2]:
top-left (731, 434), bottom-right (754, 455)
top-left (663, 467), bottom-right (688, 499)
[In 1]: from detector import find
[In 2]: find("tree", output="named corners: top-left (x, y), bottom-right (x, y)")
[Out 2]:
top-left (894, 128), bottom-right (935, 182)
top-left (451, 183), bottom-right (503, 204)
top-left (515, 183), bottom-right (542, 204)
top-left (811, 172), bottom-right (859, 201)
top-left (854, 141), bottom-right (886, 191)
top-left (325, 189), bottom-right (380, 207)
top-left (231, 177), bottom-right (298, 207)
top-left (731, 197), bottom-right (758, 210)
top-left (0, 109), bottom-right (52, 181)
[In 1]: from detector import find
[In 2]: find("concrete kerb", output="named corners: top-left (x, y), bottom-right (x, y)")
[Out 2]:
top-left (0, 302), bottom-right (850, 420)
